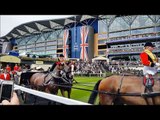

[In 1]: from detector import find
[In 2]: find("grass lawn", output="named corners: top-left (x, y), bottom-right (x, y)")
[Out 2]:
top-left (57, 76), bottom-right (103, 104)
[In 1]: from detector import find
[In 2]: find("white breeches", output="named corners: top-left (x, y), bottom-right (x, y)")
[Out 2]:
top-left (143, 66), bottom-right (158, 75)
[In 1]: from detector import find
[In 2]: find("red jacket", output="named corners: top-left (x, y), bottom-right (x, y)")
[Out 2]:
top-left (140, 52), bottom-right (158, 67)
top-left (0, 73), bottom-right (11, 81)
top-left (6, 66), bottom-right (11, 72)
top-left (14, 65), bottom-right (19, 71)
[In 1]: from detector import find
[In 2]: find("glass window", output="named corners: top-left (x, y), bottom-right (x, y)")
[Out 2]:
top-left (58, 40), bottom-right (63, 45)
top-left (98, 50), bottom-right (106, 55)
top-left (47, 31), bottom-right (58, 41)
top-left (58, 45), bottom-right (63, 48)
top-left (27, 44), bottom-right (35, 48)
top-left (46, 50), bottom-right (56, 54)
top-left (109, 17), bottom-right (129, 32)
top-left (27, 35), bottom-right (38, 44)
top-left (156, 27), bottom-right (160, 32)
top-left (98, 40), bottom-right (107, 44)
top-left (36, 42), bottom-right (45, 47)
top-left (43, 32), bottom-right (52, 40)
top-left (18, 46), bottom-right (26, 49)
top-left (19, 40), bottom-right (26, 45)
top-left (37, 34), bottom-right (45, 43)
top-left (46, 41), bottom-right (57, 45)
top-left (131, 15), bottom-right (154, 29)
top-left (109, 31), bottom-right (130, 38)
top-left (158, 19), bottom-right (160, 25)
top-left (98, 20), bottom-right (108, 33)
top-left (36, 47), bottom-right (45, 51)
top-left (131, 27), bottom-right (155, 35)
top-left (46, 46), bottom-right (57, 50)
top-left (15, 38), bottom-right (22, 44)
top-left (58, 30), bottom-right (64, 38)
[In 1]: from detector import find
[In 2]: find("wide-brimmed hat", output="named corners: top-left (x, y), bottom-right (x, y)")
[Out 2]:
top-left (144, 42), bottom-right (155, 47)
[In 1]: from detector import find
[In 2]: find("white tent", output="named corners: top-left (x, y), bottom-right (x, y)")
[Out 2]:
top-left (92, 56), bottom-right (109, 63)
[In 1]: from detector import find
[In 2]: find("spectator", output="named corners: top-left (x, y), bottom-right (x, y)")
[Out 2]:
top-left (0, 69), bottom-right (11, 81)
top-left (50, 54), bottom-right (66, 72)
top-left (5, 64), bottom-right (11, 73)
top-left (13, 64), bottom-right (19, 72)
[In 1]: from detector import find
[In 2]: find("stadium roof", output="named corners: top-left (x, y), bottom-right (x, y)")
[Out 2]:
top-left (0, 15), bottom-right (121, 42)
top-left (0, 15), bottom-right (104, 42)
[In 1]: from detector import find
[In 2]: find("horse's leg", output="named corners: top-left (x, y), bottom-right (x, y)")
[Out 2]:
top-left (143, 88), bottom-right (153, 105)
top-left (67, 89), bottom-right (71, 98)
top-left (99, 94), bottom-right (115, 105)
top-left (60, 89), bottom-right (65, 97)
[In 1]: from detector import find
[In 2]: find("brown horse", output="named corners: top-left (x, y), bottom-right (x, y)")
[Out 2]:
top-left (88, 74), bottom-right (160, 105)
top-left (29, 63), bottom-right (73, 98)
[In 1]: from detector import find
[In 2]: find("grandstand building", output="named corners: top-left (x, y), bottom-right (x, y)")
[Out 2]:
top-left (0, 15), bottom-right (160, 61)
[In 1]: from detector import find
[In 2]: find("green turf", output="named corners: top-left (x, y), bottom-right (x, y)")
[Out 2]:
top-left (57, 76), bottom-right (103, 104)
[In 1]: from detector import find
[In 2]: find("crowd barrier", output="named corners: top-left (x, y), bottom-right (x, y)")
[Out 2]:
top-left (14, 84), bottom-right (91, 105)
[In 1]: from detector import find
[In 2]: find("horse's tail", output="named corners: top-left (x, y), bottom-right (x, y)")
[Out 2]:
top-left (88, 79), bottom-right (102, 104)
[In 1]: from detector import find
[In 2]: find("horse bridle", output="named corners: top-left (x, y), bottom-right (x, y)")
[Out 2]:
top-left (44, 68), bottom-right (73, 86)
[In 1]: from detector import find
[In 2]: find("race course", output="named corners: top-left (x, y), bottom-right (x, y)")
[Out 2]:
top-left (57, 76), bottom-right (103, 104)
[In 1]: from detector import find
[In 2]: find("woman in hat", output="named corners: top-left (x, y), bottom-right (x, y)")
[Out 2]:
top-left (49, 54), bottom-right (65, 72)
top-left (140, 42), bottom-right (160, 89)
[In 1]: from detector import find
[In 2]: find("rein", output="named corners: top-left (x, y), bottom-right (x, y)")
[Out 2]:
top-left (49, 82), bottom-right (160, 98)
top-left (43, 70), bottom-right (73, 86)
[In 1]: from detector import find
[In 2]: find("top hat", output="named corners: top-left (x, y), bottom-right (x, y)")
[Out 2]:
top-left (59, 54), bottom-right (64, 57)
top-left (144, 42), bottom-right (155, 47)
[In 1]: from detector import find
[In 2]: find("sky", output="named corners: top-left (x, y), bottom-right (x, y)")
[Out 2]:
top-left (0, 15), bottom-right (74, 37)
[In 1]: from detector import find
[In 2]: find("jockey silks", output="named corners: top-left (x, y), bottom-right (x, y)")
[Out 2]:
top-left (140, 49), bottom-right (158, 75)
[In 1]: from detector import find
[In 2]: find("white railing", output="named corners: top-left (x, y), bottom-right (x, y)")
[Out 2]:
top-left (14, 84), bottom-right (91, 105)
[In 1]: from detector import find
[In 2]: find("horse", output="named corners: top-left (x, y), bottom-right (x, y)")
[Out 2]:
top-left (88, 74), bottom-right (160, 105)
top-left (29, 63), bottom-right (73, 98)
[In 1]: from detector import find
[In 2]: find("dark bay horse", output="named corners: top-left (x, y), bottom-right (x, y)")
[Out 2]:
top-left (29, 63), bottom-right (73, 98)
top-left (88, 74), bottom-right (160, 105)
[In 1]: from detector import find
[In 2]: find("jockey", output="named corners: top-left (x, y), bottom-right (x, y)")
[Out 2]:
top-left (49, 54), bottom-right (66, 77)
top-left (140, 42), bottom-right (160, 89)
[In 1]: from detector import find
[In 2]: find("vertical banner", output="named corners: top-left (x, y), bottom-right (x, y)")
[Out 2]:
top-left (71, 27), bottom-right (80, 58)
top-left (71, 26), bottom-right (94, 60)
top-left (63, 29), bottom-right (69, 59)
top-left (80, 26), bottom-right (89, 61)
